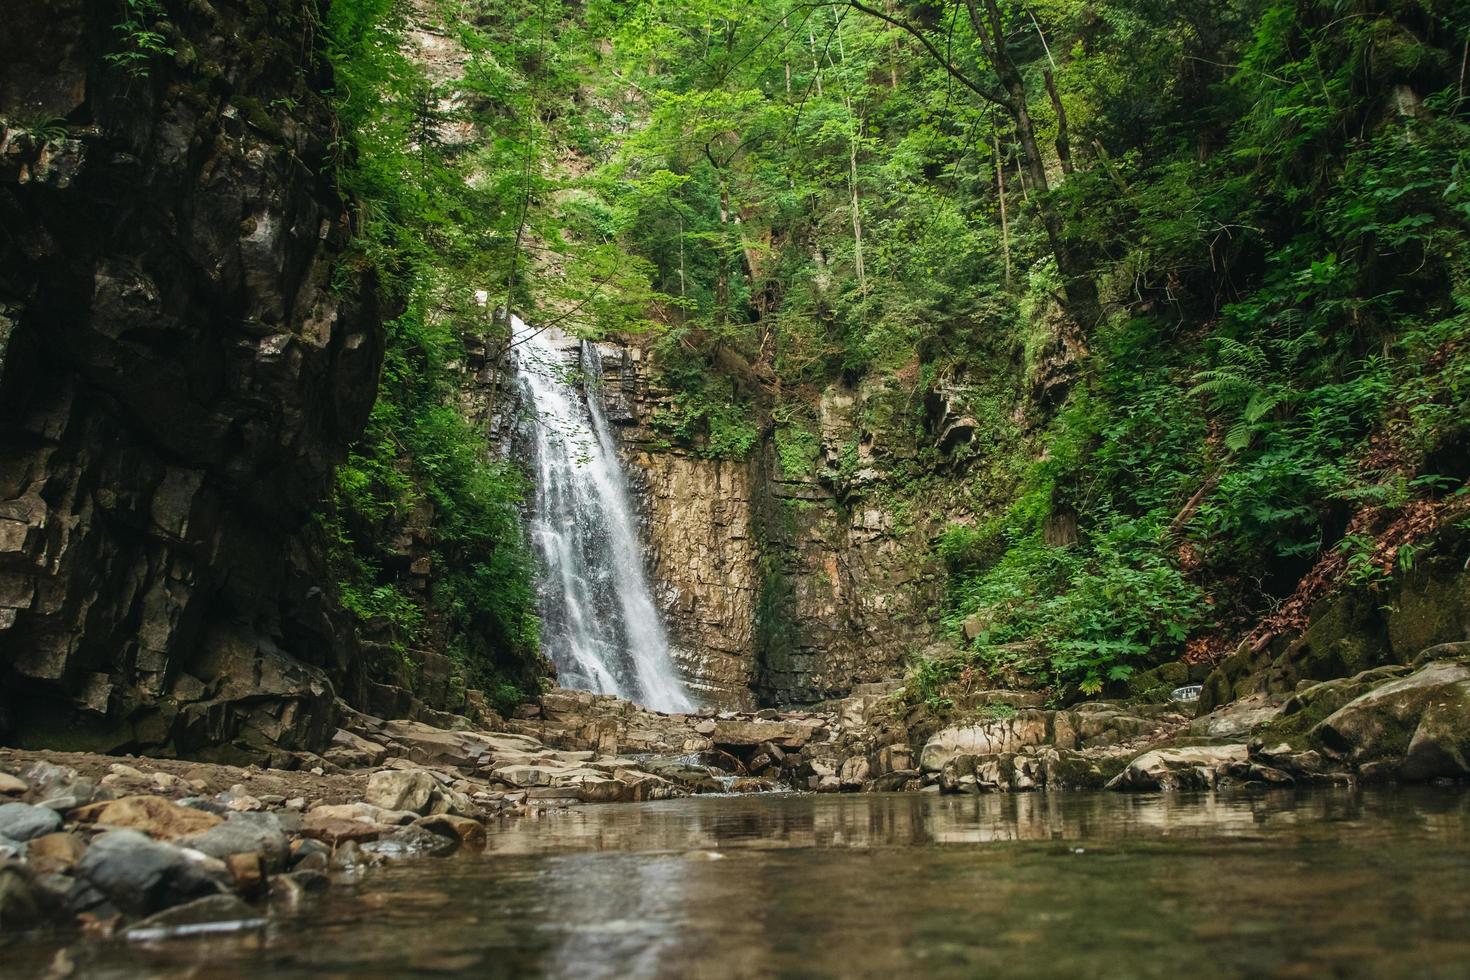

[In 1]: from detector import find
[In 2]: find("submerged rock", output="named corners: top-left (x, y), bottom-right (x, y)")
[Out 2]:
top-left (0, 861), bottom-right (62, 928)
top-left (123, 894), bottom-right (263, 941)
top-left (361, 824), bottom-right (458, 860)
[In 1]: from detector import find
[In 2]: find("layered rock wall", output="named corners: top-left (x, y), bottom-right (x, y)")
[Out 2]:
top-left (593, 347), bottom-right (952, 708)
top-left (0, 0), bottom-right (383, 760)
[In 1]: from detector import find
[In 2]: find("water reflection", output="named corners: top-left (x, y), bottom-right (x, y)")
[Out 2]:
top-left (11, 788), bottom-right (1470, 979)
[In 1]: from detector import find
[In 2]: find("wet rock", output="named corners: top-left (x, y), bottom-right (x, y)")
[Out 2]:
top-left (269, 869), bottom-right (330, 912)
top-left (289, 837), bottom-right (331, 870)
top-left (365, 770), bottom-right (437, 814)
top-left (71, 796), bottom-right (223, 840)
top-left (225, 853), bottom-right (264, 896)
top-left (27, 831), bottom-right (86, 874)
top-left (728, 778), bottom-right (778, 793)
top-left (1106, 745), bottom-right (1251, 791)
top-left (0, 802), bottom-right (63, 841)
top-left (611, 769), bottom-right (682, 802)
top-left (414, 814), bottom-right (486, 846)
top-left (0, 860), bottom-right (62, 928)
top-left (74, 830), bottom-right (224, 916)
top-left (360, 824), bottom-right (458, 860)
top-left (329, 840), bottom-right (365, 871)
top-left (0, 835), bottom-right (25, 860)
top-left (178, 812), bottom-right (290, 871)
top-left (866, 770), bottom-right (922, 792)
top-left (299, 813), bottom-right (389, 845)
top-left (0, 773), bottom-right (28, 796)
top-left (123, 894), bottom-right (262, 940)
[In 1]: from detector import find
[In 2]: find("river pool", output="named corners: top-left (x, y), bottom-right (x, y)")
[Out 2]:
top-left (9, 787), bottom-right (1470, 978)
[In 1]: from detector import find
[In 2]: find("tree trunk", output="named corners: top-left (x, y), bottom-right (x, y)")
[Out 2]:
top-left (1044, 69), bottom-right (1073, 176)
top-left (967, 0), bottom-right (1099, 329)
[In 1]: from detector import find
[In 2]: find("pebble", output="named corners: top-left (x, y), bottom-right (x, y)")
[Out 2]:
top-left (0, 772), bottom-right (30, 796)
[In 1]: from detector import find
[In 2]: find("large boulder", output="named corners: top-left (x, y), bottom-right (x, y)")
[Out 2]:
top-left (919, 713), bottom-right (1050, 771)
top-left (1310, 659), bottom-right (1470, 780)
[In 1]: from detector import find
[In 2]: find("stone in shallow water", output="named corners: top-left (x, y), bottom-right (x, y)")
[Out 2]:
top-left (361, 824), bottom-right (458, 860)
top-left (0, 773), bottom-right (29, 796)
top-left (122, 894), bottom-right (263, 941)
top-left (414, 814), bottom-right (486, 846)
top-left (1310, 659), bottom-right (1470, 780)
top-left (0, 861), bottom-right (62, 928)
top-left (0, 802), bottom-right (63, 841)
top-left (75, 829), bottom-right (224, 916)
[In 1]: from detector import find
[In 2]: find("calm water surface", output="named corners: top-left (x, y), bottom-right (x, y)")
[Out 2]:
top-left (11, 787), bottom-right (1470, 978)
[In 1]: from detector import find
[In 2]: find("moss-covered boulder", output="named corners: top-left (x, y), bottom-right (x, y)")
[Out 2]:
top-left (1308, 659), bottom-right (1470, 781)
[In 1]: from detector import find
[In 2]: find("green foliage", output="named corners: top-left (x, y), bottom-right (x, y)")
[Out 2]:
top-left (774, 424), bottom-right (821, 479)
top-left (105, 0), bottom-right (175, 79)
top-left (318, 0), bottom-right (554, 702)
top-left (311, 0), bottom-right (1470, 706)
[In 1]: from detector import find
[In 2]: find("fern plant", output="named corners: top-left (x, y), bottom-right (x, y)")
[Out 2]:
top-left (105, 0), bottom-right (175, 80)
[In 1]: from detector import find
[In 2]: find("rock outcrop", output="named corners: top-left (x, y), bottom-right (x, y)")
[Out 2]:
top-left (0, 1), bottom-right (383, 758)
top-left (589, 344), bottom-right (953, 708)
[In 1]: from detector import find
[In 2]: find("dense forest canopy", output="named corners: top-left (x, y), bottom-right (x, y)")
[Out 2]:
top-left (321, 0), bottom-right (1470, 702)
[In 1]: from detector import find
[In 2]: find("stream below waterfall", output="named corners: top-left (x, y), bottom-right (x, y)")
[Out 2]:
top-left (15, 786), bottom-right (1470, 978)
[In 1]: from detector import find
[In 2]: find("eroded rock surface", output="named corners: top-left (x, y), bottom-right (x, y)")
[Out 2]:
top-left (0, 0), bottom-right (382, 760)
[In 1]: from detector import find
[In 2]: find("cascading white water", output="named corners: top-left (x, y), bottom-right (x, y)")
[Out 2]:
top-left (511, 314), bottom-right (694, 714)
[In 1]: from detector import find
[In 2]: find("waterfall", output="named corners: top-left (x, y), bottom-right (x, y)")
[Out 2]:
top-left (511, 314), bottom-right (694, 714)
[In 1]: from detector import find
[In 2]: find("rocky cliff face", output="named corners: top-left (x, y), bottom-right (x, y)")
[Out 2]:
top-left (0, 0), bottom-right (383, 761)
top-left (593, 347), bottom-right (954, 709)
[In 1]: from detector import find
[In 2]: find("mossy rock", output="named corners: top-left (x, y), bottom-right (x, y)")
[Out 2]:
top-left (1252, 665), bottom-right (1411, 752)
top-left (1309, 659), bottom-right (1470, 777)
